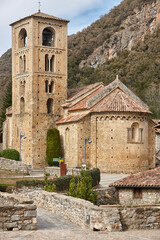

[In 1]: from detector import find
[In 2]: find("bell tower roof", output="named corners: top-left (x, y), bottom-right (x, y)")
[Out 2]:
top-left (10, 11), bottom-right (70, 26)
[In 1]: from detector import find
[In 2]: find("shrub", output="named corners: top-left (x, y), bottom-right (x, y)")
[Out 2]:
top-left (68, 170), bottom-right (97, 204)
top-left (1, 149), bottom-right (19, 161)
top-left (44, 174), bottom-right (56, 192)
top-left (0, 184), bottom-right (12, 192)
top-left (16, 180), bottom-right (45, 188)
top-left (46, 128), bottom-right (61, 166)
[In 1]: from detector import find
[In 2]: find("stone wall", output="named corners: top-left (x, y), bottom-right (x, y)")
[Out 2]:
top-left (45, 166), bottom-right (81, 177)
top-left (25, 190), bottom-right (122, 231)
top-left (0, 157), bottom-right (31, 174)
top-left (21, 190), bottom-right (160, 231)
top-left (118, 188), bottom-right (160, 205)
top-left (0, 143), bottom-right (2, 152)
top-left (0, 193), bottom-right (37, 231)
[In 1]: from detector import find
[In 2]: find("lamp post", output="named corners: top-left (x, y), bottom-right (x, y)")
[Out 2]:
top-left (19, 133), bottom-right (27, 161)
top-left (83, 137), bottom-right (92, 170)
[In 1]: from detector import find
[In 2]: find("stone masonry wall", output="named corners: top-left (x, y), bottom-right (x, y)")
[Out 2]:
top-left (21, 190), bottom-right (160, 231)
top-left (0, 193), bottom-right (37, 231)
top-left (0, 157), bottom-right (31, 174)
top-left (24, 190), bottom-right (122, 232)
top-left (118, 188), bottom-right (160, 205)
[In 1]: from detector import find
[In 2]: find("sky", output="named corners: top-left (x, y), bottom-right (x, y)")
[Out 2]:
top-left (0, 0), bottom-right (122, 57)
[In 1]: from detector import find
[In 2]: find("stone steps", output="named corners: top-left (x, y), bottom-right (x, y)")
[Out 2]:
top-left (29, 169), bottom-right (45, 177)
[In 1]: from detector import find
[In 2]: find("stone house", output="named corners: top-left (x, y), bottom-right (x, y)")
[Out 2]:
top-left (57, 77), bottom-right (155, 173)
top-left (154, 120), bottom-right (160, 166)
top-left (110, 167), bottom-right (160, 204)
top-left (2, 11), bottom-right (155, 173)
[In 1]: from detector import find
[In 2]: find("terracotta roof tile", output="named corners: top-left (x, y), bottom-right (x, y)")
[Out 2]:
top-left (69, 86), bottom-right (103, 111)
top-left (110, 167), bottom-right (160, 188)
top-left (10, 11), bottom-right (69, 26)
top-left (56, 113), bottom-right (89, 125)
top-left (91, 88), bottom-right (151, 114)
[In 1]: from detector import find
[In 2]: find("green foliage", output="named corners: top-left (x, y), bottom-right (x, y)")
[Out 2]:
top-left (0, 80), bottom-right (12, 127)
top-left (68, 170), bottom-right (97, 204)
top-left (44, 173), bottom-right (56, 192)
top-left (16, 180), bottom-right (45, 188)
top-left (0, 184), bottom-right (12, 192)
top-left (46, 128), bottom-right (61, 166)
top-left (1, 149), bottom-right (19, 161)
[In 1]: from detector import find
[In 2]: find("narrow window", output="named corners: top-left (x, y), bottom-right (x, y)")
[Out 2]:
top-left (45, 80), bottom-right (48, 93)
top-left (23, 55), bottom-right (26, 72)
top-left (19, 28), bottom-right (27, 48)
top-left (133, 188), bottom-right (142, 199)
top-left (49, 81), bottom-right (54, 93)
top-left (47, 98), bottom-right (53, 114)
top-left (20, 97), bottom-right (25, 114)
top-left (42, 28), bottom-right (54, 46)
top-left (65, 128), bottom-right (70, 144)
top-left (45, 54), bottom-right (49, 71)
top-left (50, 55), bottom-right (55, 72)
top-left (19, 56), bottom-right (23, 73)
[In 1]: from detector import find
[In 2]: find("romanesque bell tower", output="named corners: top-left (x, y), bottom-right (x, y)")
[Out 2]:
top-left (10, 11), bottom-right (69, 168)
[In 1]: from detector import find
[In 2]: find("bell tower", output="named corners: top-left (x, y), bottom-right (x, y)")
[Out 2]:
top-left (10, 12), bottom-right (69, 168)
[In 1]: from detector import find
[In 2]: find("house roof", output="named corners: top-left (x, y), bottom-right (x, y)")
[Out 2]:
top-left (57, 76), bottom-right (152, 125)
top-left (10, 11), bottom-right (69, 26)
top-left (110, 167), bottom-right (160, 188)
top-left (56, 113), bottom-right (89, 125)
top-left (91, 87), bottom-right (151, 114)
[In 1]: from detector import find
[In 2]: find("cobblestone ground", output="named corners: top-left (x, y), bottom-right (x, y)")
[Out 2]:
top-left (0, 208), bottom-right (160, 240)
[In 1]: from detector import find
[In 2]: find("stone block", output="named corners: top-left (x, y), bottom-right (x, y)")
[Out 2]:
top-left (11, 215), bottom-right (20, 221)
top-left (24, 210), bottom-right (37, 217)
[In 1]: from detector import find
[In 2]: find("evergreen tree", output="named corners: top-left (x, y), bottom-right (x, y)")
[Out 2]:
top-left (0, 80), bottom-right (12, 127)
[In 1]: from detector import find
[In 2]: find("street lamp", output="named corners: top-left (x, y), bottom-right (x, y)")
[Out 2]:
top-left (83, 137), bottom-right (92, 170)
top-left (19, 133), bottom-right (27, 161)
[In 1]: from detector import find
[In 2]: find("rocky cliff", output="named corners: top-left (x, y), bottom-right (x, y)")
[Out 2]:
top-left (80, 0), bottom-right (160, 68)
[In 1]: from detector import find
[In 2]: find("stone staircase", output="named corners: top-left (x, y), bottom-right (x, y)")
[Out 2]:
top-left (29, 169), bottom-right (45, 177)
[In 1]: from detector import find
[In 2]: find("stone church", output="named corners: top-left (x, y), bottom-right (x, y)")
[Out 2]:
top-left (3, 11), bottom-right (155, 173)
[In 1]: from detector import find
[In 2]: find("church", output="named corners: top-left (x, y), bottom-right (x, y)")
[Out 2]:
top-left (2, 11), bottom-right (155, 173)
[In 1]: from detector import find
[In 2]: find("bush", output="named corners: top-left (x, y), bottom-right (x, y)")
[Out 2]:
top-left (44, 174), bottom-right (56, 192)
top-left (16, 168), bottom-right (100, 192)
top-left (16, 180), bottom-right (45, 188)
top-left (0, 184), bottom-right (12, 192)
top-left (1, 149), bottom-right (19, 161)
top-left (68, 170), bottom-right (97, 204)
top-left (46, 128), bottom-right (61, 166)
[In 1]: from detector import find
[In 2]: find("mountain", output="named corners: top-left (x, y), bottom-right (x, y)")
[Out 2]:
top-left (0, 0), bottom-right (160, 118)
top-left (0, 49), bottom-right (12, 116)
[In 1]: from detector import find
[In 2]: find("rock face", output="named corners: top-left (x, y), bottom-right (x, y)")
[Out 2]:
top-left (80, 0), bottom-right (160, 68)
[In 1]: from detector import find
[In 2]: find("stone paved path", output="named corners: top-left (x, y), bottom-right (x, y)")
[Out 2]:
top-left (0, 208), bottom-right (160, 240)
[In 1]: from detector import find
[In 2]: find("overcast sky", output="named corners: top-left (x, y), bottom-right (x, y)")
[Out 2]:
top-left (0, 0), bottom-right (122, 57)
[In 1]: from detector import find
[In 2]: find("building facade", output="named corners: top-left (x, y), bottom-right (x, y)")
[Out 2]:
top-left (3, 12), bottom-right (69, 168)
top-left (3, 12), bottom-right (155, 173)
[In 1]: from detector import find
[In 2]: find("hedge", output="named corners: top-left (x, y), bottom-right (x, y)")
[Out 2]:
top-left (1, 149), bottom-right (19, 161)
top-left (16, 168), bottom-right (100, 192)
top-left (46, 128), bottom-right (61, 166)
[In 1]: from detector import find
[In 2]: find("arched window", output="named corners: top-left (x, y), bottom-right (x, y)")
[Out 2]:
top-left (49, 81), bottom-right (54, 93)
top-left (42, 28), bottom-right (54, 46)
top-left (65, 128), bottom-right (70, 144)
top-left (127, 122), bottom-right (143, 143)
top-left (47, 98), bottom-right (53, 114)
top-left (23, 55), bottom-right (26, 72)
top-left (50, 55), bottom-right (55, 72)
top-left (19, 56), bottom-right (23, 73)
top-left (19, 28), bottom-right (27, 48)
top-left (20, 97), bottom-right (25, 114)
top-left (45, 80), bottom-right (48, 93)
top-left (45, 54), bottom-right (49, 71)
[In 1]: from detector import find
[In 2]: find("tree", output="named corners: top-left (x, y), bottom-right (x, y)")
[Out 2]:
top-left (46, 128), bottom-right (61, 166)
top-left (0, 80), bottom-right (12, 127)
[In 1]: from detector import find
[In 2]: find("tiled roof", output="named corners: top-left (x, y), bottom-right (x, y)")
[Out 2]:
top-left (110, 167), bottom-right (160, 188)
top-left (10, 11), bottom-right (69, 26)
top-left (67, 82), bottom-right (103, 102)
top-left (69, 86), bottom-right (103, 111)
top-left (91, 88), bottom-right (151, 114)
top-left (56, 113), bottom-right (89, 125)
